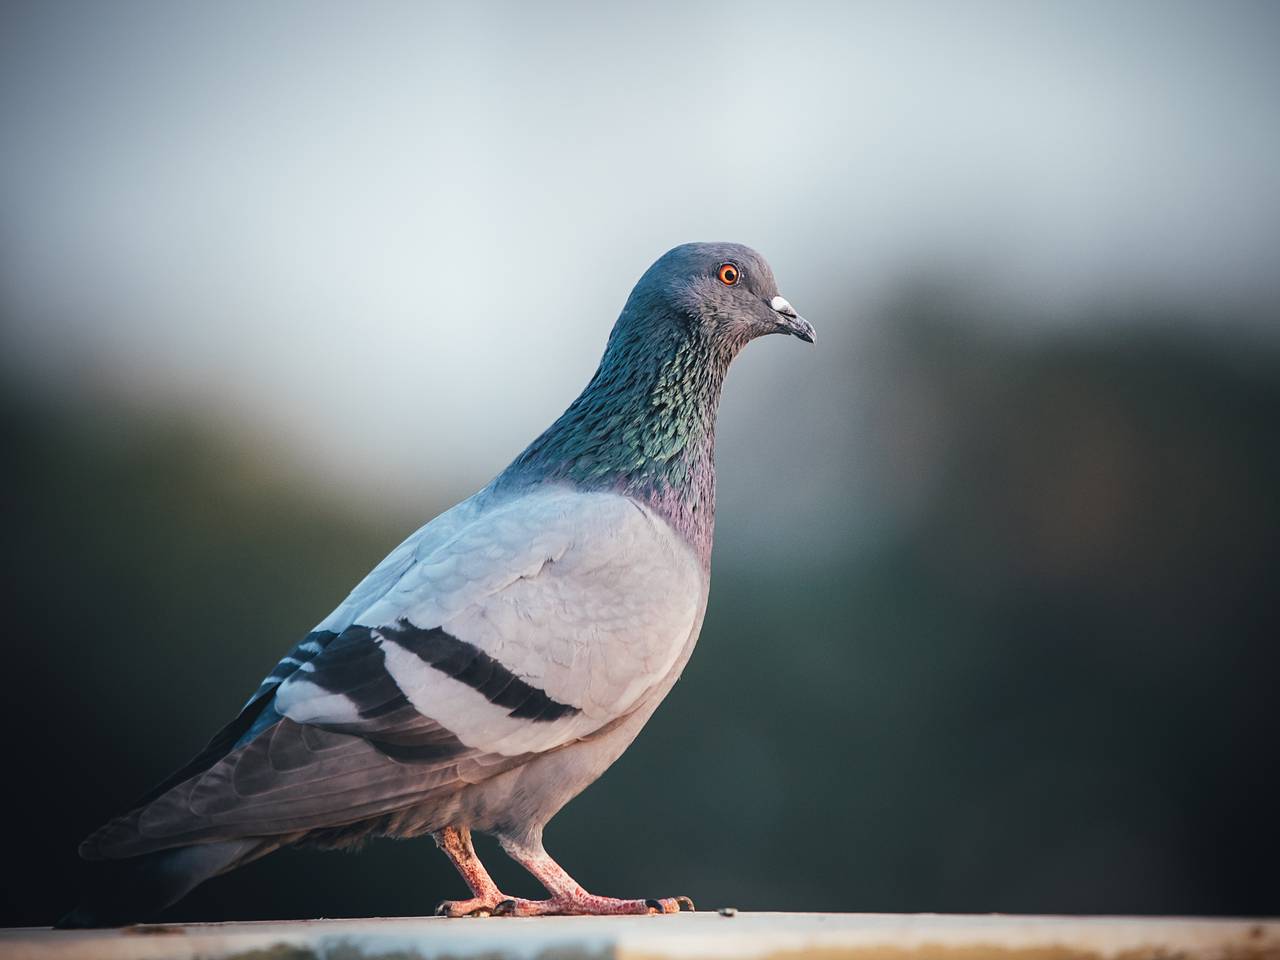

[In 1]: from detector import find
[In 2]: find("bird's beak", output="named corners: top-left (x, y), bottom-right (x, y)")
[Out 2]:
top-left (770, 296), bottom-right (816, 343)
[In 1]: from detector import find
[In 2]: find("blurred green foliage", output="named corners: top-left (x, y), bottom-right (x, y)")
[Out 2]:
top-left (3, 296), bottom-right (1277, 924)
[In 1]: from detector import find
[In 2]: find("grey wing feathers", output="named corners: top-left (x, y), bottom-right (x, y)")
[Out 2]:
top-left (92, 501), bottom-right (490, 839)
top-left (82, 714), bottom-right (529, 858)
top-left (82, 624), bottom-right (530, 860)
top-left (83, 489), bottom-right (703, 861)
top-left (240, 495), bottom-right (482, 708)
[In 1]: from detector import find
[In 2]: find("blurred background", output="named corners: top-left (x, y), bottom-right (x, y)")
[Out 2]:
top-left (2, 0), bottom-right (1278, 925)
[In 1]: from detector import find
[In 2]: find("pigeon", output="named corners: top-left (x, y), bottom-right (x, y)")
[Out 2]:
top-left (59, 242), bottom-right (814, 927)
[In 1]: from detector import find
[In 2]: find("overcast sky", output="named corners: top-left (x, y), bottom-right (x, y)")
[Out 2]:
top-left (2, 1), bottom-right (1278, 522)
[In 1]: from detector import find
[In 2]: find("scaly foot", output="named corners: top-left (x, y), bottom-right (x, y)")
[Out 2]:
top-left (492, 894), bottom-right (694, 916)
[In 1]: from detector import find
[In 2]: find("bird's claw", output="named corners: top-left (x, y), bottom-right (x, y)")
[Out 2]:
top-left (490, 894), bottom-right (693, 916)
top-left (436, 898), bottom-right (500, 918)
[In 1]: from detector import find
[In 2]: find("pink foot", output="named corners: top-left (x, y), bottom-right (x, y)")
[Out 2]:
top-left (493, 894), bottom-right (694, 917)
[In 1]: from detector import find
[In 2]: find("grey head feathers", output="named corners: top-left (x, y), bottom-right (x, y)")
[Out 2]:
top-left (498, 242), bottom-right (813, 566)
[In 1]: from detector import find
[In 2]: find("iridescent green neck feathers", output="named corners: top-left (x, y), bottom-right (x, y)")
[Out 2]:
top-left (498, 302), bottom-right (737, 568)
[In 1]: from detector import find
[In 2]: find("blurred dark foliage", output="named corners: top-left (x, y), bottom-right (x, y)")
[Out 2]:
top-left (2, 294), bottom-right (1278, 925)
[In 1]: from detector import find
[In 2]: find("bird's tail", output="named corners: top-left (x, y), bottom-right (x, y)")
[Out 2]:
top-left (55, 839), bottom-right (264, 928)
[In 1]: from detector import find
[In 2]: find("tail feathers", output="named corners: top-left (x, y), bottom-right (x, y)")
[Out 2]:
top-left (56, 839), bottom-right (263, 928)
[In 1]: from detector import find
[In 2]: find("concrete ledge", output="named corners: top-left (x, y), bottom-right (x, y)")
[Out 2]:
top-left (2, 913), bottom-right (1277, 960)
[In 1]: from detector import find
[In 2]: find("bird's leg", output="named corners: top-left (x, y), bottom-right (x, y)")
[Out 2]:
top-left (492, 833), bottom-right (694, 917)
top-left (432, 826), bottom-right (510, 917)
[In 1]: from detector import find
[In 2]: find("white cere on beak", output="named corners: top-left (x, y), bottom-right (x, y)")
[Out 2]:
top-left (769, 293), bottom-right (816, 343)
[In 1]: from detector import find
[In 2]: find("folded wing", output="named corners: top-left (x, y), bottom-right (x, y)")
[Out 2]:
top-left (84, 487), bottom-right (703, 858)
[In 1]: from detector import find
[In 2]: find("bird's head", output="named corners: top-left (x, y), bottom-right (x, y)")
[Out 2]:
top-left (506, 242), bottom-right (812, 525)
top-left (619, 242), bottom-right (815, 353)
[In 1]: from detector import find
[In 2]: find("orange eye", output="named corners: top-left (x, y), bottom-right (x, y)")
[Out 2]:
top-left (717, 263), bottom-right (740, 286)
